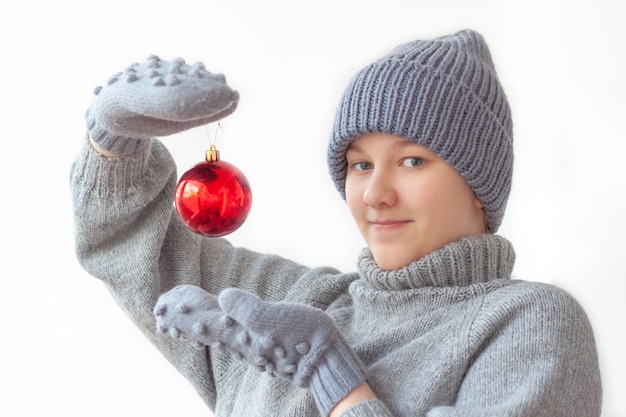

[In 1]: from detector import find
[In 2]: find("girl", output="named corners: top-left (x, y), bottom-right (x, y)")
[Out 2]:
top-left (71, 29), bottom-right (601, 416)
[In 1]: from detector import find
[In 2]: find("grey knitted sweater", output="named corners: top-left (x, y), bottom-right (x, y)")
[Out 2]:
top-left (70, 139), bottom-right (601, 417)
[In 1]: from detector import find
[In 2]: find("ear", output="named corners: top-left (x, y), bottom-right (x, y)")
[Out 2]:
top-left (473, 195), bottom-right (488, 233)
top-left (473, 194), bottom-right (484, 209)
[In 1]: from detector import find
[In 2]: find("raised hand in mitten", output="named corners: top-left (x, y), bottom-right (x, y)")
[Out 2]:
top-left (154, 285), bottom-right (367, 417)
top-left (86, 55), bottom-right (239, 155)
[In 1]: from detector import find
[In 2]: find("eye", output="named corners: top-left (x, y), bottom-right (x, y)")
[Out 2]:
top-left (352, 161), bottom-right (373, 171)
top-left (401, 157), bottom-right (424, 168)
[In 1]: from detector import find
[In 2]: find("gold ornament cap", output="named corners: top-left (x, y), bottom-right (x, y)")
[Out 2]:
top-left (206, 144), bottom-right (220, 162)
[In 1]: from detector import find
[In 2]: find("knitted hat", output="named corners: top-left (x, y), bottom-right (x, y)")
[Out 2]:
top-left (327, 29), bottom-right (513, 232)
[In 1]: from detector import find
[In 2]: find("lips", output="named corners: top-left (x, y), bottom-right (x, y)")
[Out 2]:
top-left (369, 219), bottom-right (411, 231)
top-left (369, 219), bottom-right (409, 225)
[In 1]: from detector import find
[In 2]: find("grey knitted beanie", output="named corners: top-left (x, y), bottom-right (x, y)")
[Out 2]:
top-left (327, 29), bottom-right (513, 232)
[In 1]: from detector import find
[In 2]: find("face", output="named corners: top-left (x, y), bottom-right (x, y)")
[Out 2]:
top-left (345, 133), bottom-right (485, 270)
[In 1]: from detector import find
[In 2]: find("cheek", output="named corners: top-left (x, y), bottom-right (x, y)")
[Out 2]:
top-left (408, 174), bottom-right (470, 218)
top-left (436, 175), bottom-right (481, 221)
top-left (410, 183), bottom-right (447, 217)
top-left (345, 179), bottom-right (364, 215)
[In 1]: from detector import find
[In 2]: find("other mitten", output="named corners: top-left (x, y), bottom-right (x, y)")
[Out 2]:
top-left (86, 55), bottom-right (239, 155)
top-left (154, 285), bottom-right (367, 417)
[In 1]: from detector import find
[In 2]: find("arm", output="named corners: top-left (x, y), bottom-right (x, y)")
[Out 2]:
top-left (329, 383), bottom-right (377, 417)
top-left (89, 135), bottom-right (120, 157)
top-left (70, 55), bottom-right (244, 407)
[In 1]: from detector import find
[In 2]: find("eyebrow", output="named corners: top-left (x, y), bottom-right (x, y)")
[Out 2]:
top-left (392, 140), bottom-right (419, 150)
top-left (346, 143), bottom-right (362, 153)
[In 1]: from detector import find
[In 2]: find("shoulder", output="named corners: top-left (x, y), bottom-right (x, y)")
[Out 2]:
top-left (461, 281), bottom-right (601, 417)
top-left (485, 280), bottom-right (587, 315)
top-left (473, 280), bottom-right (596, 345)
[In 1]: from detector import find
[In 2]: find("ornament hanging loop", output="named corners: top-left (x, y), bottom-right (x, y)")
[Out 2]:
top-left (204, 120), bottom-right (223, 162)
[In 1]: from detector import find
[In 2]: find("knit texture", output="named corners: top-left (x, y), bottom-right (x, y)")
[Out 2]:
top-left (86, 55), bottom-right (239, 155)
top-left (328, 29), bottom-right (513, 232)
top-left (154, 286), bottom-right (367, 416)
top-left (71, 139), bottom-right (601, 416)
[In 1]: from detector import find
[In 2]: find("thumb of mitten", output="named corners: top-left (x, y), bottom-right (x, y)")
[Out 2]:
top-left (217, 288), bottom-right (275, 332)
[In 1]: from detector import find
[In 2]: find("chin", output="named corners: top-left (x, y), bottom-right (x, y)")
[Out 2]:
top-left (371, 243), bottom-right (430, 270)
top-left (373, 252), bottom-right (414, 271)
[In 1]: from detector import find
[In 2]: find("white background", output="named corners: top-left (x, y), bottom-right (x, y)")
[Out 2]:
top-left (0, 0), bottom-right (624, 416)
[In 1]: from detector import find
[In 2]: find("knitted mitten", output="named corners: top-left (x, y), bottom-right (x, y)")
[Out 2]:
top-left (154, 285), bottom-right (367, 416)
top-left (86, 55), bottom-right (239, 155)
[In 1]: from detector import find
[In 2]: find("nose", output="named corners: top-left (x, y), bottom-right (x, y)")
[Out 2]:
top-left (363, 169), bottom-right (397, 208)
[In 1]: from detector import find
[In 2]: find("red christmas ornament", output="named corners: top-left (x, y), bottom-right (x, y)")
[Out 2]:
top-left (175, 145), bottom-right (252, 237)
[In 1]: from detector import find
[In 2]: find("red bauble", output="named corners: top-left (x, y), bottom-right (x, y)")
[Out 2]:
top-left (175, 149), bottom-right (252, 237)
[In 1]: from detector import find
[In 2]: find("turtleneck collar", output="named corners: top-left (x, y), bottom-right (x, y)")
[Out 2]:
top-left (357, 234), bottom-right (515, 291)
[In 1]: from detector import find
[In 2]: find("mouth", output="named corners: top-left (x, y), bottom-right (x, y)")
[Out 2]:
top-left (368, 219), bottom-right (411, 232)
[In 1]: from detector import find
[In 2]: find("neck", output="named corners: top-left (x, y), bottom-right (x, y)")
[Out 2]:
top-left (358, 234), bottom-right (515, 290)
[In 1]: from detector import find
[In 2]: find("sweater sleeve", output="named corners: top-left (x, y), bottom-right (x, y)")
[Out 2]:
top-left (70, 137), bottom-right (220, 406)
top-left (428, 282), bottom-right (602, 417)
top-left (69, 137), bottom-right (316, 408)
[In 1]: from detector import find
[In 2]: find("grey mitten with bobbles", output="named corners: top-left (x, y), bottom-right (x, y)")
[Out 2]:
top-left (86, 55), bottom-right (239, 156)
top-left (154, 285), bottom-right (368, 417)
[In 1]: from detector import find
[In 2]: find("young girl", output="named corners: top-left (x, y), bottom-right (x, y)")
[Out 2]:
top-left (71, 29), bottom-right (602, 417)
